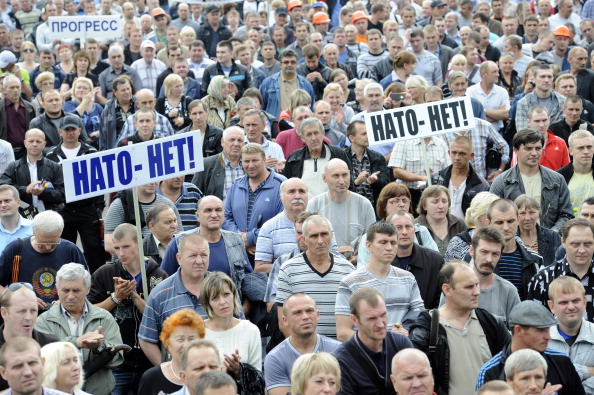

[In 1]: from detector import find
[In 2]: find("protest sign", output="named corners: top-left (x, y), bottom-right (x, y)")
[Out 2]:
top-left (47, 15), bottom-right (122, 39)
top-left (62, 131), bottom-right (203, 203)
top-left (184, 0), bottom-right (242, 5)
top-left (365, 96), bottom-right (476, 146)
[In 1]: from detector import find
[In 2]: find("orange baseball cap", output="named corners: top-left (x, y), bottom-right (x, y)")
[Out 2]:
top-left (553, 25), bottom-right (571, 37)
top-left (312, 12), bottom-right (330, 25)
top-left (352, 10), bottom-right (369, 24)
top-left (288, 0), bottom-right (302, 11)
top-left (152, 7), bottom-right (166, 17)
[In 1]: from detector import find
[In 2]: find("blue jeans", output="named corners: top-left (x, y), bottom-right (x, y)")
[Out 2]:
top-left (112, 365), bottom-right (145, 395)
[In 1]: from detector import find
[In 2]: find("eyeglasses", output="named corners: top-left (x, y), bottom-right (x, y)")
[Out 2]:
top-left (282, 60), bottom-right (297, 65)
top-left (22, 48), bottom-right (35, 53)
top-left (7, 282), bottom-right (34, 292)
top-left (33, 238), bottom-right (61, 248)
top-left (388, 198), bottom-right (410, 205)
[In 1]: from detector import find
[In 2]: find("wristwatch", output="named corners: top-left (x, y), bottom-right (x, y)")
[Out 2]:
top-left (110, 293), bottom-right (121, 306)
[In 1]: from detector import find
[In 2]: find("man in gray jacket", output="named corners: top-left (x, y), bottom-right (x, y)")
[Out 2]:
top-left (35, 263), bottom-right (124, 395)
top-left (490, 128), bottom-right (573, 232)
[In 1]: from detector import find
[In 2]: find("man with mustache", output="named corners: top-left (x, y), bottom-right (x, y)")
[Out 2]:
top-left (469, 226), bottom-right (520, 326)
top-left (255, 178), bottom-right (309, 274)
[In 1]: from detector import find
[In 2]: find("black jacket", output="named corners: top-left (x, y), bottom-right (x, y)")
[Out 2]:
top-left (391, 244), bottom-right (444, 308)
top-left (46, 142), bottom-right (104, 211)
top-left (177, 124), bottom-right (223, 158)
top-left (549, 118), bottom-right (594, 145)
top-left (191, 152), bottom-right (227, 200)
top-left (0, 156), bottom-right (64, 209)
top-left (409, 308), bottom-right (511, 395)
top-left (343, 146), bottom-right (391, 206)
top-left (535, 224), bottom-right (562, 266)
top-left (284, 142), bottom-right (352, 179)
top-left (195, 23), bottom-right (232, 59)
top-left (296, 62), bottom-right (333, 101)
top-left (200, 62), bottom-right (253, 98)
top-left (155, 95), bottom-right (193, 131)
top-left (476, 343), bottom-right (585, 395)
top-left (558, 160), bottom-right (594, 184)
top-left (29, 111), bottom-right (90, 147)
top-left (495, 239), bottom-right (543, 299)
top-left (431, 164), bottom-right (491, 214)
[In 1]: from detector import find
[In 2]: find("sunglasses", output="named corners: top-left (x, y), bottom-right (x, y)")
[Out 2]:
top-left (22, 48), bottom-right (35, 53)
top-left (7, 282), bottom-right (34, 291)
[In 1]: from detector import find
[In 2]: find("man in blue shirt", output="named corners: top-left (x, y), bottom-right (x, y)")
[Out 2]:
top-left (0, 184), bottom-right (32, 253)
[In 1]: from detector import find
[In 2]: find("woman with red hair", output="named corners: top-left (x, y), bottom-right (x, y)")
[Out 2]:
top-left (138, 309), bottom-right (206, 395)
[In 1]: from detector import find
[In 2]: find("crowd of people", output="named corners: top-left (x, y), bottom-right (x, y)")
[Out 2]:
top-left (1, 0), bottom-right (594, 394)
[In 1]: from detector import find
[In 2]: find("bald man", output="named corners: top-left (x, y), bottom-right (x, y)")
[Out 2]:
top-left (307, 158), bottom-right (376, 258)
top-left (390, 348), bottom-right (435, 395)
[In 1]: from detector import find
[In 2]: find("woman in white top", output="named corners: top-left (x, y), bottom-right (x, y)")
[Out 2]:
top-left (201, 272), bottom-right (262, 373)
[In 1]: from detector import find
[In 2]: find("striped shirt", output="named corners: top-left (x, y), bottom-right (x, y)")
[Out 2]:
top-left (255, 211), bottom-right (297, 264)
top-left (335, 266), bottom-right (424, 327)
top-left (497, 250), bottom-right (525, 300)
top-left (157, 182), bottom-right (202, 231)
top-left (117, 111), bottom-right (175, 143)
top-left (276, 252), bottom-right (354, 338)
top-left (130, 58), bottom-right (167, 93)
top-left (138, 269), bottom-right (206, 344)
top-left (223, 156), bottom-right (244, 200)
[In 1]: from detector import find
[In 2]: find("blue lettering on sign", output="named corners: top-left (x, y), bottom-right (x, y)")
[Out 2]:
top-left (116, 151), bottom-right (133, 185)
top-left (90, 157), bottom-right (107, 192)
top-left (72, 161), bottom-right (89, 195)
top-left (162, 141), bottom-right (175, 175)
top-left (101, 154), bottom-right (116, 188)
top-left (147, 144), bottom-right (164, 178)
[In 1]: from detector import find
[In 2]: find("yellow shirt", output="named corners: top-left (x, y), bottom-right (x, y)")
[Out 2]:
top-left (279, 74), bottom-right (298, 113)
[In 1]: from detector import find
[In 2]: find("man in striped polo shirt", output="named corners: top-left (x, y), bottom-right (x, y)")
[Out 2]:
top-left (335, 220), bottom-right (424, 342)
top-left (275, 214), bottom-right (354, 338)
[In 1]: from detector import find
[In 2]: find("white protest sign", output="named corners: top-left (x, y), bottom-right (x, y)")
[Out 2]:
top-left (62, 131), bottom-right (204, 203)
top-left (47, 15), bottom-right (122, 39)
top-left (365, 96), bottom-right (476, 146)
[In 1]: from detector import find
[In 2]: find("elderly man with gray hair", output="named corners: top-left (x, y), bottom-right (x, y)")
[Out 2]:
top-left (0, 210), bottom-right (87, 310)
top-left (284, 117), bottom-right (351, 197)
top-left (504, 349), bottom-right (560, 395)
top-left (35, 263), bottom-right (125, 395)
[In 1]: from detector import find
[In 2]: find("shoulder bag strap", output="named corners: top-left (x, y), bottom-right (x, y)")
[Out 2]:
top-left (343, 340), bottom-right (387, 393)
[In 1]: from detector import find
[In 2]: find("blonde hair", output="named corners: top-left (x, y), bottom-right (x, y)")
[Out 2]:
top-left (34, 71), bottom-right (55, 90)
top-left (405, 75), bottom-right (429, 90)
top-left (323, 83), bottom-right (342, 99)
top-left (465, 191), bottom-right (500, 227)
top-left (71, 76), bottom-right (93, 102)
top-left (164, 73), bottom-right (184, 97)
top-left (41, 342), bottom-right (84, 391)
top-left (290, 353), bottom-right (341, 395)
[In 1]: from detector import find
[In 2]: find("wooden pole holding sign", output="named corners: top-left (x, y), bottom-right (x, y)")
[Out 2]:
top-left (131, 184), bottom-right (150, 301)
top-left (421, 138), bottom-right (432, 187)
top-left (61, 132), bottom-right (205, 299)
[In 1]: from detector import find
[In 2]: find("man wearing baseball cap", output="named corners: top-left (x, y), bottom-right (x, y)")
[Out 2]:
top-left (552, 25), bottom-right (573, 71)
top-left (45, 114), bottom-right (105, 273)
top-left (196, 5), bottom-right (232, 58)
top-left (476, 300), bottom-right (585, 394)
top-left (419, 0), bottom-right (446, 28)
top-left (267, 6), bottom-right (295, 46)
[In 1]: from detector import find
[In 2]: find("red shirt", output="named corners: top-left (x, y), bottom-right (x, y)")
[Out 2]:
top-left (540, 130), bottom-right (570, 171)
top-left (276, 128), bottom-right (332, 158)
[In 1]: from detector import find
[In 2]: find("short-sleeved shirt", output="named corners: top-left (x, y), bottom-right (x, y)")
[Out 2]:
top-left (255, 211), bottom-right (297, 264)
top-left (413, 51), bottom-right (442, 85)
top-left (264, 335), bottom-right (341, 391)
top-left (157, 182), bottom-right (202, 231)
top-left (0, 216), bottom-right (32, 252)
top-left (138, 269), bottom-right (206, 344)
top-left (466, 83), bottom-right (510, 131)
top-left (307, 191), bottom-right (376, 247)
top-left (335, 266), bottom-right (424, 327)
top-left (276, 252), bottom-right (354, 338)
